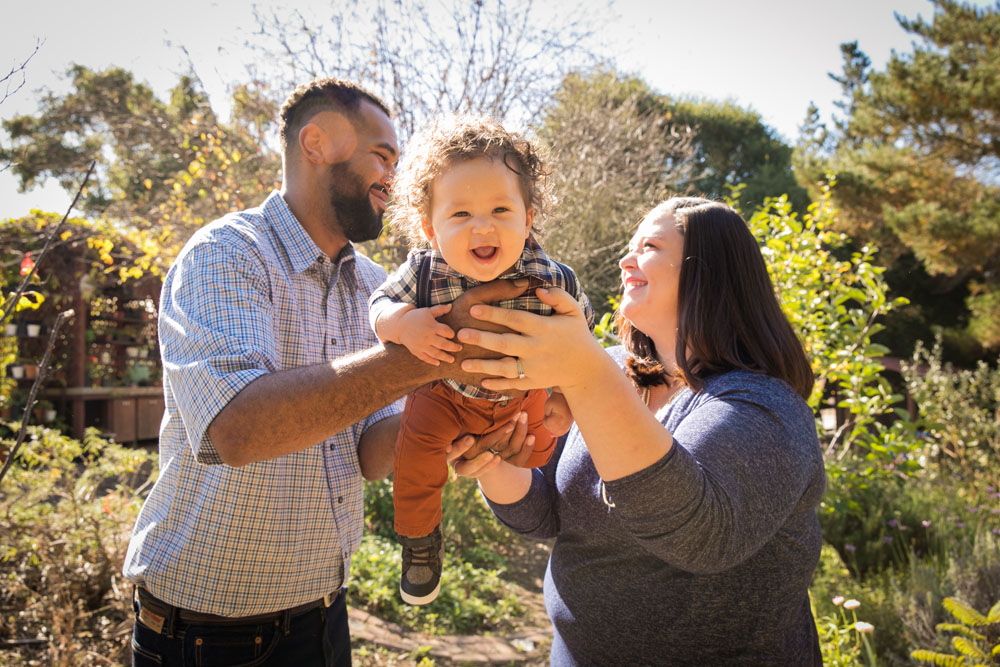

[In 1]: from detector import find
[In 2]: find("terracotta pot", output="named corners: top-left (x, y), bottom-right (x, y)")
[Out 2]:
top-left (23, 364), bottom-right (39, 380)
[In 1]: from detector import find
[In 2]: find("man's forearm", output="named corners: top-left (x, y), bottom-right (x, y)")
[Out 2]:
top-left (207, 279), bottom-right (529, 467)
top-left (208, 343), bottom-right (436, 466)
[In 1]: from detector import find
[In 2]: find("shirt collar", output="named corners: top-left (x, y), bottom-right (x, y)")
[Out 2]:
top-left (422, 235), bottom-right (555, 284)
top-left (262, 190), bottom-right (357, 275)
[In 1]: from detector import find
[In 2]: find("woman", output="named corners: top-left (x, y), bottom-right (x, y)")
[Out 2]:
top-left (456, 198), bottom-right (825, 665)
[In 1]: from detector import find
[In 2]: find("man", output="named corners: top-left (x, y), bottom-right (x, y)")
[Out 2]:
top-left (124, 78), bottom-right (525, 666)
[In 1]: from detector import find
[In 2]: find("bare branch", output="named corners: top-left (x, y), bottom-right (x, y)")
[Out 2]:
top-left (1, 161), bottom-right (96, 326)
top-left (0, 309), bottom-right (75, 488)
top-left (0, 39), bottom-right (42, 107)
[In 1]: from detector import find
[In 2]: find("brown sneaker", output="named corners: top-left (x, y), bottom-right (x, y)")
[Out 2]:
top-left (397, 525), bottom-right (443, 605)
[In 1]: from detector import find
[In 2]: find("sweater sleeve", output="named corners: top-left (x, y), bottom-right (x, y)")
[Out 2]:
top-left (483, 434), bottom-right (568, 539)
top-left (603, 375), bottom-right (823, 574)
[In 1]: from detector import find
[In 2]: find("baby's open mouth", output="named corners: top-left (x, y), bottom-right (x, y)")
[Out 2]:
top-left (471, 246), bottom-right (498, 260)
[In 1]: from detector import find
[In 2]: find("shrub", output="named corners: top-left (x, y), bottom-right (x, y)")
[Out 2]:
top-left (0, 425), bottom-right (156, 666)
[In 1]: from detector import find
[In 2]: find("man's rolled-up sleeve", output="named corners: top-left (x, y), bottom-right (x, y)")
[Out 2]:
top-left (160, 240), bottom-right (276, 464)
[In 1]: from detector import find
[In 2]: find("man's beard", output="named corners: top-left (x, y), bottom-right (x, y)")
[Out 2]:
top-left (327, 162), bottom-right (384, 243)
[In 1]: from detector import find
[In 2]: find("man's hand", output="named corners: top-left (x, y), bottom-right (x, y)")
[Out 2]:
top-left (447, 410), bottom-right (534, 478)
top-left (433, 278), bottom-right (531, 384)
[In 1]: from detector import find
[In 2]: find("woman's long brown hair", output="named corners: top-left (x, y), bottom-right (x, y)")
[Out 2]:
top-left (616, 198), bottom-right (814, 400)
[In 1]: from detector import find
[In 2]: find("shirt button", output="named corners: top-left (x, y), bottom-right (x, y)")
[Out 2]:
top-left (329, 443), bottom-right (335, 451)
top-left (337, 496), bottom-right (344, 503)
top-left (330, 338), bottom-right (337, 346)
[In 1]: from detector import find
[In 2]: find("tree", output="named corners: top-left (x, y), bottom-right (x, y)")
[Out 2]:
top-left (668, 98), bottom-right (810, 213)
top-left (1, 66), bottom-right (281, 268)
top-left (537, 70), bottom-right (697, 309)
top-left (795, 0), bottom-right (1000, 355)
top-left (246, 0), bottom-right (601, 141)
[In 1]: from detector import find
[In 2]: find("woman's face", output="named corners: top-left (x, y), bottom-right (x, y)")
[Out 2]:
top-left (618, 209), bottom-right (685, 335)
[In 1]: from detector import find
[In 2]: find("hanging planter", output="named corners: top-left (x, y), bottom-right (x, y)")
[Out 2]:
top-left (25, 323), bottom-right (41, 337)
top-left (9, 365), bottom-right (25, 379)
top-left (4, 322), bottom-right (18, 337)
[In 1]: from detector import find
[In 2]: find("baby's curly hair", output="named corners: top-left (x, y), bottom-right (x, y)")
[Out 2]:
top-left (388, 115), bottom-right (553, 247)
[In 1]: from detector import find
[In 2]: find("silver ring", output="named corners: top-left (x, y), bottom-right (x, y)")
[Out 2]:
top-left (515, 357), bottom-right (525, 379)
top-left (488, 447), bottom-right (500, 456)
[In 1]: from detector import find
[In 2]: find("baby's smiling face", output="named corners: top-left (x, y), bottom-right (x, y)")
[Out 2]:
top-left (422, 157), bottom-right (533, 282)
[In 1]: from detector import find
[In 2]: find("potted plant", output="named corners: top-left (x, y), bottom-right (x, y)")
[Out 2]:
top-left (4, 322), bottom-right (17, 337)
top-left (25, 323), bottom-right (41, 337)
top-left (35, 400), bottom-right (57, 423)
top-left (22, 363), bottom-right (39, 380)
top-left (9, 364), bottom-right (24, 380)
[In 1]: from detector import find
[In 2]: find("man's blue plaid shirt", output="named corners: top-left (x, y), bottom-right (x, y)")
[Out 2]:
top-left (123, 191), bottom-right (402, 616)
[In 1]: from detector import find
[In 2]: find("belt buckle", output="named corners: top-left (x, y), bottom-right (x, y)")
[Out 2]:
top-left (322, 591), bottom-right (336, 608)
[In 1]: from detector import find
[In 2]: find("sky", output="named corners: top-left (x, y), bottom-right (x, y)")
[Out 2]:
top-left (0, 0), bottom-right (976, 218)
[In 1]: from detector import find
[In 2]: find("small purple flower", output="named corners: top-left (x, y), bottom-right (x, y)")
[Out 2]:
top-left (987, 486), bottom-right (995, 493)
top-left (922, 520), bottom-right (932, 527)
top-left (883, 536), bottom-right (894, 544)
top-left (887, 519), bottom-right (899, 528)
top-left (967, 506), bottom-right (980, 514)
top-left (993, 528), bottom-right (1000, 535)
top-left (956, 522), bottom-right (966, 528)
top-left (845, 544), bottom-right (857, 552)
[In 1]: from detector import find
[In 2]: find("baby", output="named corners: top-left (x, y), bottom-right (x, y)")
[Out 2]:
top-left (369, 116), bottom-right (593, 605)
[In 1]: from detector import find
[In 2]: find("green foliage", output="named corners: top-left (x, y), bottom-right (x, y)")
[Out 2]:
top-left (0, 426), bottom-right (157, 665)
top-left (911, 596), bottom-right (1000, 667)
top-left (903, 336), bottom-right (1000, 479)
top-left (668, 97), bottom-right (810, 213)
top-left (811, 546), bottom-right (879, 666)
top-left (360, 474), bottom-right (531, 634)
top-left (1, 66), bottom-right (281, 269)
top-left (795, 1), bottom-right (1000, 354)
top-left (741, 182), bottom-right (917, 486)
top-left (349, 533), bottom-right (525, 635)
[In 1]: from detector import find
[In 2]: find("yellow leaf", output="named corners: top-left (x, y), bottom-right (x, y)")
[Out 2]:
top-left (143, 178), bottom-right (153, 190)
top-left (231, 150), bottom-right (241, 163)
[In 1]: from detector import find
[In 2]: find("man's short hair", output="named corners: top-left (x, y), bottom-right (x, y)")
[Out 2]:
top-left (279, 78), bottom-right (391, 154)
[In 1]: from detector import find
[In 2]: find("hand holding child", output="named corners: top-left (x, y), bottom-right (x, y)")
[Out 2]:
top-left (543, 389), bottom-right (574, 436)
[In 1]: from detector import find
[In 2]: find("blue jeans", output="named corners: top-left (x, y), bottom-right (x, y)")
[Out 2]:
top-left (131, 591), bottom-right (351, 666)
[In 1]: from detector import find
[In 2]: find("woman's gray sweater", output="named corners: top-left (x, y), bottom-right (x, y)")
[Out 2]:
top-left (487, 347), bottom-right (825, 665)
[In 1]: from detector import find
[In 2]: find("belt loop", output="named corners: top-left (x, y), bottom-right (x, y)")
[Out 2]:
top-left (281, 608), bottom-right (291, 636)
top-left (165, 600), bottom-right (178, 639)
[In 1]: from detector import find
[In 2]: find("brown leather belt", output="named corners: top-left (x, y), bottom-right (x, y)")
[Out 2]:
top-left (134, 586), bottom-right (340, 633)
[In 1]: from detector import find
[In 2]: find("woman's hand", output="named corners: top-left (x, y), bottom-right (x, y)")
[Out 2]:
top-left (457, 287), bottom-right (603, 392)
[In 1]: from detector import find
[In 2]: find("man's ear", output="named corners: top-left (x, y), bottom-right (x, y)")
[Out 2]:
top-left (298, 111), bottom-right (358, 164)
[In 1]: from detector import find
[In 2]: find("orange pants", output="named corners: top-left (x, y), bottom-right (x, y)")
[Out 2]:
top-left (393, 381), bottom-right (556, 537)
